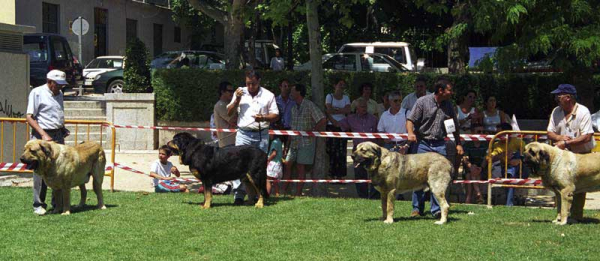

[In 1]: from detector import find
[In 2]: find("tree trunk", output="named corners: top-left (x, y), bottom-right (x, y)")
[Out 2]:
top-left (286, 20), bottom-right (294, 70)
top-left (224, 0), bottom-right (245, 69)
top-left (306, 0), bottom-right (328, 197)
top-left (447, 3), bottom-right (469, 74)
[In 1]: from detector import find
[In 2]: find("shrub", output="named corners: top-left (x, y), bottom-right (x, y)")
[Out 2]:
top-left (124, 38), bottom-right (152, 93)
top-left (152, 69), bottom-right (578, 122)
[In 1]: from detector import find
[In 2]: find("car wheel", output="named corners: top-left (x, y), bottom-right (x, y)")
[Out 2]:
top-left (106, 80), bottom-right (124, 93)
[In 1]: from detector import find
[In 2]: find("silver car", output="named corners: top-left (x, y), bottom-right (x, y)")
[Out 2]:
top-left (295, 53), bottom-right (408, 72)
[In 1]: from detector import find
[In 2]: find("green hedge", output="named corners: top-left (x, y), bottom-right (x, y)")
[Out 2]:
top-left (153, 69), bottom-right (579, 122)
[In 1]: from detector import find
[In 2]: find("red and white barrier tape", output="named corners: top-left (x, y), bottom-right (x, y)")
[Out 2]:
top-left (0, 161), bottom-right (543, 186)
top-left (0, 162), bottom-right (29, 171)
top-left (453, 178), bottom-right (543, 185)
top-left (106, 123), bottom-right (548, 141)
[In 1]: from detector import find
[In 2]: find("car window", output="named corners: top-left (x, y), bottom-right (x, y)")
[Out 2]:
top-left (197, 55), bottom-right (208, 67)
top-left (113, 60), bottom-right (123, 68)
top-left (338, 45), bottom-right (363, 53)
top-left (52, 39), bottom-right (67, 61)
top-left (374, 47), bottom-right (406, 64)
top-left (323, 54), bottom-right (356, 71)
top-left (371, 55), bottom-right (394, 72)
top-left (23, 41), bottom-right (48, 62)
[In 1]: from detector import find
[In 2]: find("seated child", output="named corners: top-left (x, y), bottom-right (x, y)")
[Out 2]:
top-left (267, 134), bottom-right (284, 196)
top-left (486, 123), bottom-right (527, 206)
top-left (149, 145), bottom-right (188, 193)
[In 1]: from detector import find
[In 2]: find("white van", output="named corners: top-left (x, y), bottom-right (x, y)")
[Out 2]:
top-left (337, 42), bottom-right (424, 71)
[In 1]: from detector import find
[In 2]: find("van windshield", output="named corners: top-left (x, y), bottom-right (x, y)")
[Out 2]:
top-left (374, 47), bottom-right (406, 64)
top-left (24, 36), bottom-right (48, 62)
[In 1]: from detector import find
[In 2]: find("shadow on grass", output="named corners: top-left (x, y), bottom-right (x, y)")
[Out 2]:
top-left (531, 217), bottom-right (600, 224)
top-left (46, 204), bottom-right (117, 215)
top-left (182, 196), bottom-right (295, 208)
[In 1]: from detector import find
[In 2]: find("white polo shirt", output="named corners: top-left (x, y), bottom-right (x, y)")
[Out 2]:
top-left (378, 107), bottom-right (408, 142)
top-left (26, 84), bottom-right (65, 130)
top-left (229, 86), bottom-right (279, 130)
top-left (547, 103), bottom-right (595, 153)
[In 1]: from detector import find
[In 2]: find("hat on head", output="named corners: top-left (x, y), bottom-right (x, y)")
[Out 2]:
top-left (550, 84), bottom-right (576, 95)
top-left (46, 70), bottom-right (68, 85)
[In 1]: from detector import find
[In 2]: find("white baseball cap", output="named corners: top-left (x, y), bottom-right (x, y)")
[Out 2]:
top-left (46, 70), bottom-right (68, 85)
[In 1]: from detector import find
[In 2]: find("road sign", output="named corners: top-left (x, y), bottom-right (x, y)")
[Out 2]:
top-left (72, 17), bottom-right (89, 36)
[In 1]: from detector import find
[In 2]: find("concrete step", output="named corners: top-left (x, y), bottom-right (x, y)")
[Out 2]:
top-left (65, 123), bottom-right (106, 132)
top-left (64, 108), bottom-right (105, 117)
top-left (65, 116), bottom-right (107, 122)
top-left (64, 132), bottom-right (107, 143)
top-left (65, 140), bottom-right (111, 149)
top-left (64, 100), bottom-right (105, 109)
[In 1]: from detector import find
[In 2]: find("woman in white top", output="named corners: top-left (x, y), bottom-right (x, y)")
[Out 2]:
top-left (455, 90), bottom-right (481, 134)
top-left (482, 95), bottom-right (508, 133)
top-left (325, 79), bottom-right (351, 178)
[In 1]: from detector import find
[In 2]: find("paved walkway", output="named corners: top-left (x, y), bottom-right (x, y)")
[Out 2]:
top-left (2, 150), bottom-right (600, 210)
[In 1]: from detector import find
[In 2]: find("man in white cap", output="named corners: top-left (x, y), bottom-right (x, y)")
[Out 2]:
top-left (26, 69), bottom-right (69, 215)
top-left (547, 83), bottom-right (595, 222)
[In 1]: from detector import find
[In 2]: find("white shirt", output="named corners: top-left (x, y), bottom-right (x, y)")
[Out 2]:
top-left (378, 108), bottom-right (408, 142)
top-left (26, 84), bottom-right (65, 129)
top-left (325, 93), bottom-right (350, 123)
top-left (401, 91), bottom-right (432, 113)
top-left (270, 57), bottom-right (285, 71)
top-left (547, 103), bottom-right (595, 153)
top-left (229, 87), bottom-right (279, 130)
top-left (150, 160), bottom-right (174, 187)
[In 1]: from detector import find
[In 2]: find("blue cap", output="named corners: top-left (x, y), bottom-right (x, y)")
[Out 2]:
top-left (550, 84), bottom-right (576, 95)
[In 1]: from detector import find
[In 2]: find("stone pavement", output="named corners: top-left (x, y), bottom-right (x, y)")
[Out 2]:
top-left (2, 149), bottom-right (600, 210)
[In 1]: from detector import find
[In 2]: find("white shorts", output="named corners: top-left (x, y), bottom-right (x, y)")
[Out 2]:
top-left (267, 161), bottom-right (283, 179)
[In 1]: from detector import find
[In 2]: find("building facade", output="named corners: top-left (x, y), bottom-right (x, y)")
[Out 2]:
top-left (14, 0), bottom-right (191, 64)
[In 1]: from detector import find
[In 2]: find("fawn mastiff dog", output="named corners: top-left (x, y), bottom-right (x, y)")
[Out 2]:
top-left (523, 142), bottom-right (600, 225)
top-left (20, 140), bottom-right (107, 215)
top-left (352, 142), bottom-right (453, 225)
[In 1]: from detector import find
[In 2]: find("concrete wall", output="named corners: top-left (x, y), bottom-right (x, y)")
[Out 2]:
top-left (105, 93), bottom-right (155, 150)
top-left (0, 0), bottom-right (15, 24)
top-left (0, 23), bottom-right (35, 163)
top-left (15, 0), bottom-right (191, 65)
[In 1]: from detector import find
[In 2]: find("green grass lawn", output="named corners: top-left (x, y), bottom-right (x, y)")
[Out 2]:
top-left (1, 187), bottom-right (599, 261)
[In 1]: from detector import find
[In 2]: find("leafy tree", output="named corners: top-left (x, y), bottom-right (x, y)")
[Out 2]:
top-left (186, 0), bottom-right (250, 69)
top-left (123, 38), bottom-right (152, 93)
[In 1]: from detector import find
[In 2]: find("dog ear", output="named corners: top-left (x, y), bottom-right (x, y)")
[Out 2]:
top-left (39, 141), bottom-right (52, 158)
top-left (539, 149), bottom-right (550, 165)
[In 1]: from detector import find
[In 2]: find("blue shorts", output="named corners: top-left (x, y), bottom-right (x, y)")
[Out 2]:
top-left (155, 180), bottom-right (182, 193)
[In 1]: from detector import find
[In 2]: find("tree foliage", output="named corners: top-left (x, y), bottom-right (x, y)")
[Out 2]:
top-left (123, 38), bottom-right (152, 93)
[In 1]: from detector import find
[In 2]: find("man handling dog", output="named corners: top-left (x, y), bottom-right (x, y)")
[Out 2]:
top-left (547, 83), bottom-right (595, 222)
top-left (227, 70), bottom-right (279, 205)
top-left (26, 70), bottom-right (69, 216)
top-left (406, 77), bottom-right (464, 219)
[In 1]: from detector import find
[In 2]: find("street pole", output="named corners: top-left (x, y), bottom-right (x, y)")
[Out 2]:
top-left (78, 16), bottom-right (82, 64)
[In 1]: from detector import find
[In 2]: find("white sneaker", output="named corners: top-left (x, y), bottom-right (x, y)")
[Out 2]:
top-left (33, 207), bottom-right (46, 216)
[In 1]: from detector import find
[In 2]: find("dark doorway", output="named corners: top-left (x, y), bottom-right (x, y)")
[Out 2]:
top-left (153, 24), bottom-right (163, 57)
top-left (94, 8), bottom-right (108, 57)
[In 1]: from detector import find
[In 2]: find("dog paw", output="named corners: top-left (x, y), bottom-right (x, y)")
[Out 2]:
top-left (77, 204), bottom-right (85, 209)
top-left (98, 205), bottom-right (107, 210)
top-left (201, 205), bottom-right (211, 210)
top-left (61, 211), bottom-right (71, 216)
top-left (254, 203), bottom-right (264, 209)
top-left (434, 220), bottom-right (446, 225)
top-left (383, 219), bottom-right (394, 224)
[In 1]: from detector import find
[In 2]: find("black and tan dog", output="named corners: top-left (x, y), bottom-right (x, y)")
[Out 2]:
top-left (20, 140), bottom-right (107, 215)
top-left (167, 132), bottom-right (268, 209)
top-left (352, 141), bottom-right (453, 225)
top-left (523, 142), bottom-right (600, 225)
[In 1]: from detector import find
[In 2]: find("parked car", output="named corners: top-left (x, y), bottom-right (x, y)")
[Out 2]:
top-left (295, 53), bottom-right (408, 73)
top-left (92, 69), bottom-right (124, 94)
top-left (337, 42), bottom-right (424, 71)
top-left (243, 40), bottom-right (280, 69)
top-left (23, 33), bottom-right (78, 88)
top-left (83, 56), bottom-right (125, 87)
top-left (150, 51), bottom-right (225, 70)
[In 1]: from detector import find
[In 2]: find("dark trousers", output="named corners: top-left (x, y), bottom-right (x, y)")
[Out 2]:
top-left (32, 130), bottom-right (65, 209)
top-left (326, 125), bottom-right (347, 177)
